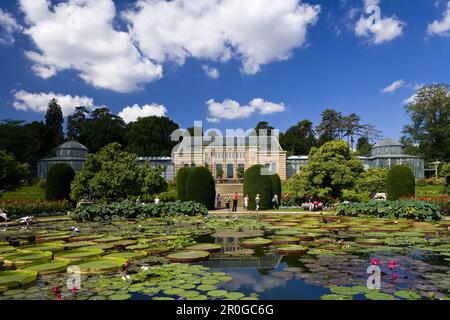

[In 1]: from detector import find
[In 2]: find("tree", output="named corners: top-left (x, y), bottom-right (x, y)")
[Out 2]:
top-left (70, 143), bottom-right (166, 202)
top-left (46, 163), bottom-right (75, 200)
top-left (341, 113), bottom-right (363, 149)
top-left (287, 140), bottom-right (364, 201)
top-left (82, 107), bottom-right (127, 153)
top-left (45, 99), bottom-right (65, 154)
top-left (254, 121), bottom-right (274, 136)
top-left (281, 120), bottom-right (317, 156)
top-left (316, 109), bottom-right (343, 145)
top-left (140, 164), bottom-right (168, 195)
top-left (67, 106), bottom-right (89, 142)
top-left (0, 150), bottom-right (28, 190)
top-left (402, 84), bottom-right (450, 162)
top-left (243, 165), bottom-right (274, 210)
top-left (386, 165), bottom-right (415, 200)
top-left (126, 116), bottom-right (179, 156)
top-left (176, 167), bottom-right (193, 201)
top-left (355, 168), bottom-right (388, 195)
top-left (356, 136), bottom-right (372, 156)
top-left (185, 167), bottom-right (216, 210)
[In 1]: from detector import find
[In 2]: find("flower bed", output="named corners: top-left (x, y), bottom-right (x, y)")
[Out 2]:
top-left (70, 200), bottom-right (208, 222)
top-left (400, 195), bottom-right (450, 216)
top-left (337, 200), bottom-right (441, 221)
top-left (0, 200), bottom-right (73, 219)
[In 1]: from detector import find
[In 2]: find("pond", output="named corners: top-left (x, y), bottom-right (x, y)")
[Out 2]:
top-left (0, 214), bottom-right (449, 300)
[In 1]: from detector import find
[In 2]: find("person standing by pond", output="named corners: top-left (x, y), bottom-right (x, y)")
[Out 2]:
top-left (272, 194), bottom-right (279, 209)
top-left (216, 194), bottom-right (222, 209)
top-left (232, 192), bottom-right (239, 212)
top-left (255, 194), bottom-right (260, 211)
top-left (243, 195), bottom-right (249, 211)
top-left (225, 195), bottom-right (231, 211)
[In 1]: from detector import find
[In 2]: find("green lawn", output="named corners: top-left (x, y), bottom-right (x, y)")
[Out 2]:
top-left (0, 185), bottom-right (45, 202)
top-left (415, 185), bottom-right (446, 198)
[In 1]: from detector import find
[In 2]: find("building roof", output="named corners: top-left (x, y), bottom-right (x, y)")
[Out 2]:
top-left (373, 138), bottom-right (402, 148)
top-left (57, 141), bottom-right (88, 151)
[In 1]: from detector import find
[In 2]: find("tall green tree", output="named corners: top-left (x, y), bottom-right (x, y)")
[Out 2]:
top-left (402, 84), bottom-right (450, 161)
top-left (0, 150), bottom-right (28, 190)
top-left (67, 106), bottom-right (89, 142)
top-left (281, 120), bottom-right (317, 156)
top-left (126, 116), bottom-right (179, 156)
top-left (82, 107), bottom-right (127, 153)
top-left (356, 136), bottom-right (372, 156)
top-left (316, 109), bottom-right (343, 145)
top-left (287, 140), bottom-right (364, 200)
top-left (254, 121), bottom-right (274, 136)
top-left (45, 99), bottom-right (65, 154)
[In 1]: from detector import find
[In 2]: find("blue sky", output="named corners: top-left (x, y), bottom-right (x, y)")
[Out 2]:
top-left (0, 0), bottom-right (449, 140)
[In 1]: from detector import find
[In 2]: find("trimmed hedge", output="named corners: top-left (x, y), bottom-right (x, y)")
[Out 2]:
top-left (70, 200), bottom-right (208, 222)
top-left (271, 174), bottom-right (282, 199)
top-left (0, 200), bottom-right (73, 218)
top-left (386, 165), bottom-right (415, 201)
top-left (176, 167), bottom-right (193, 201)
top-left (46, 163), bottom-right (75, 201)
top-left (243, 165), bottom-right (273, 210)
top-left (337, 200), bottom-right (441, 221)
top-left (185, 167), bottom-right (216, 210)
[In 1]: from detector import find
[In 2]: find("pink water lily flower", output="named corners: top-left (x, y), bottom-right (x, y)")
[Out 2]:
top-left (388, 259), bottom-right (397, 270)
top-left (391, 273), bottom-right (398, 280)
top-left (371, 258), bottom-right (379, 265)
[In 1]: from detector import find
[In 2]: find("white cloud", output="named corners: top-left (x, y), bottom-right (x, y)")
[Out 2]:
top-left (427, 1), bottom-right (450, 36)
top-left (382, 79), bottom-right (405, 93)
top-left (202, 65), bottom-right (220, 79)
top-left (0, 9), bottom-right (22, 45)
top-left (206, 98), bottom-right (286, 122)
top-left (355, 0), bottom-right (405, 44)
top-left (19, 0), bottom-right (162, 93)
top-left (403, 93), bottom-right (417, 105)
top-left (13, 90), bottom-right (94, 116)
top-left (118, 104), bottom-right (168, 123)
top-left (124, 0), bottom-right (320, 75)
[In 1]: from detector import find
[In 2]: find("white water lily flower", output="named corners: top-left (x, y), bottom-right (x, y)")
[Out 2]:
top-left (141, 266), bottom-right (149, 271)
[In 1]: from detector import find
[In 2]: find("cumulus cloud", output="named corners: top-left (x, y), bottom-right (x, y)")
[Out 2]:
top-left (206, 98), bottom-right (286, 122)
top-left (382, 79), bottom-right (405, 93)
top-left (202, 65), bottom-right (220, 79)
top-left (13, 90), bottom-right (94, 116)
top-left (124, 0), bottom-right (320, 75)
top-left (118, 104), bottom-right (168, 123)
top-left (354, 0), bottom-right (405, 44)
top-left (427, 1), bottom-right (450, 36)
top-left (19, 0), bottom-right (162, 92)
top-left (0, 9), bottom-right (22, 45)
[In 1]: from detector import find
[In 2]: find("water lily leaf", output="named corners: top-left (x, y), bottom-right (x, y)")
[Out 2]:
top-left (197, 284), bottom-right (218, 291)
top-left (108, 293), bottom-right (132, 300)
top-left (208, 290), bottom-right (228, 298)
top-left (0, 270), bottom-right (37, 289)
top-left (166, 250), bottom-right (210, 262)
top-left (22, 261), bottom-right (69, 275)
top-left (320, 294), bottom-right (353, 300)
top-left (394, 290), bottom-right (421, 300)
top-left (364, 291), bottom-right (397, 300)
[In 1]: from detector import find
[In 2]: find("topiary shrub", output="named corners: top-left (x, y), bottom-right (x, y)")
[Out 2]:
top-left (46, 163), bottom-right (75, 201)
top-left (176, 167), bottom-right (193, 201)
top-left (185, 167), bottom-right (216, 210)
top-left (386, 165), bottom-right (415, 201)
top-left (243, 165), bottom-right (273, 210)
top-left (271, 174), bottom-right (282, 199)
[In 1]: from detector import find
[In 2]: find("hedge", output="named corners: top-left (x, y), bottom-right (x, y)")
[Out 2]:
top-left (46, 163), bottom-right (75, 201)
top-left (0, 200), bottom-right (73, 218)
top-left (176, 167), bottom-right (193, 201)
top-left (386, 165), bottom-right (415, 201)
top-left (185, 167), bottom-right (216, 210)
top-left (271, 174), bottom-right (282, 200)
top-left (70, 200), bottom-right (208, 222)
top-left (337, 200), bottom-right (441, 221)
top-left (243, 165), bottom-right (273, 210)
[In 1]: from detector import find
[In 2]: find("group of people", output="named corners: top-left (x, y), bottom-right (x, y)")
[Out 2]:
top-left (216, 193), bottom-right (280, 211)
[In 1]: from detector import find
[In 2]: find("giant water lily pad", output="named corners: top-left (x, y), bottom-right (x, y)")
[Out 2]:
top-left (364, 291), bottom-right (396, 300)
top-left (68, 258), bottom-right (126, 274)
top-left (0, 246), bottom-right (16, 254)
top-left (0, 270), bottom-right (37, 289)
top-left (110, 240), bottom-right (137, 249)
top-left (55, 249), bottom-right (104, 262)
top-left (70, 235), bottom-right (104, 242)
top-left (185, 244), bottom-right (221, 253)
top-left (274, 245), bottom-right (308, 255)
top-left (22, 261), bottom-right (69, 275)
top-left (271, 236), bottom-right (300, 245)
top-left (93, 236), bottom-right (123, 243)
top-left (240, 238), bottom-right (272, 248)
top-left (394, 290), bottom-right (421, 300)
top-left (146, 247), bottom-right (170, 255)
top-left (4, 251), bottom-right (53, 267)
top-left (166, 250), bottom-right (210, 262)
top-left (64, 241), bottom-right (96, 249)
top-left (355, 238), bottom-right (385, 246)
top-left (21, 242), bottom-right (64, 253)
top-left (320, 294), bottom-right (353, 300)
top-left (104, 251), bottom-right (147, 261)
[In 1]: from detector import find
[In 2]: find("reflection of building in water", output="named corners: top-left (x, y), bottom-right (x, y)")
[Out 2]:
top-left (201, 254), bottom-right (281, 269)
top-left (215, 236), bottom-right (243, 253)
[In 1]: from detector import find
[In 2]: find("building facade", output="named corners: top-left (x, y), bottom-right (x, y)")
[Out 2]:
top-left (172, 135), bottom-right (287, 181)
top-left (37, 141), bottom-right (88, 180)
